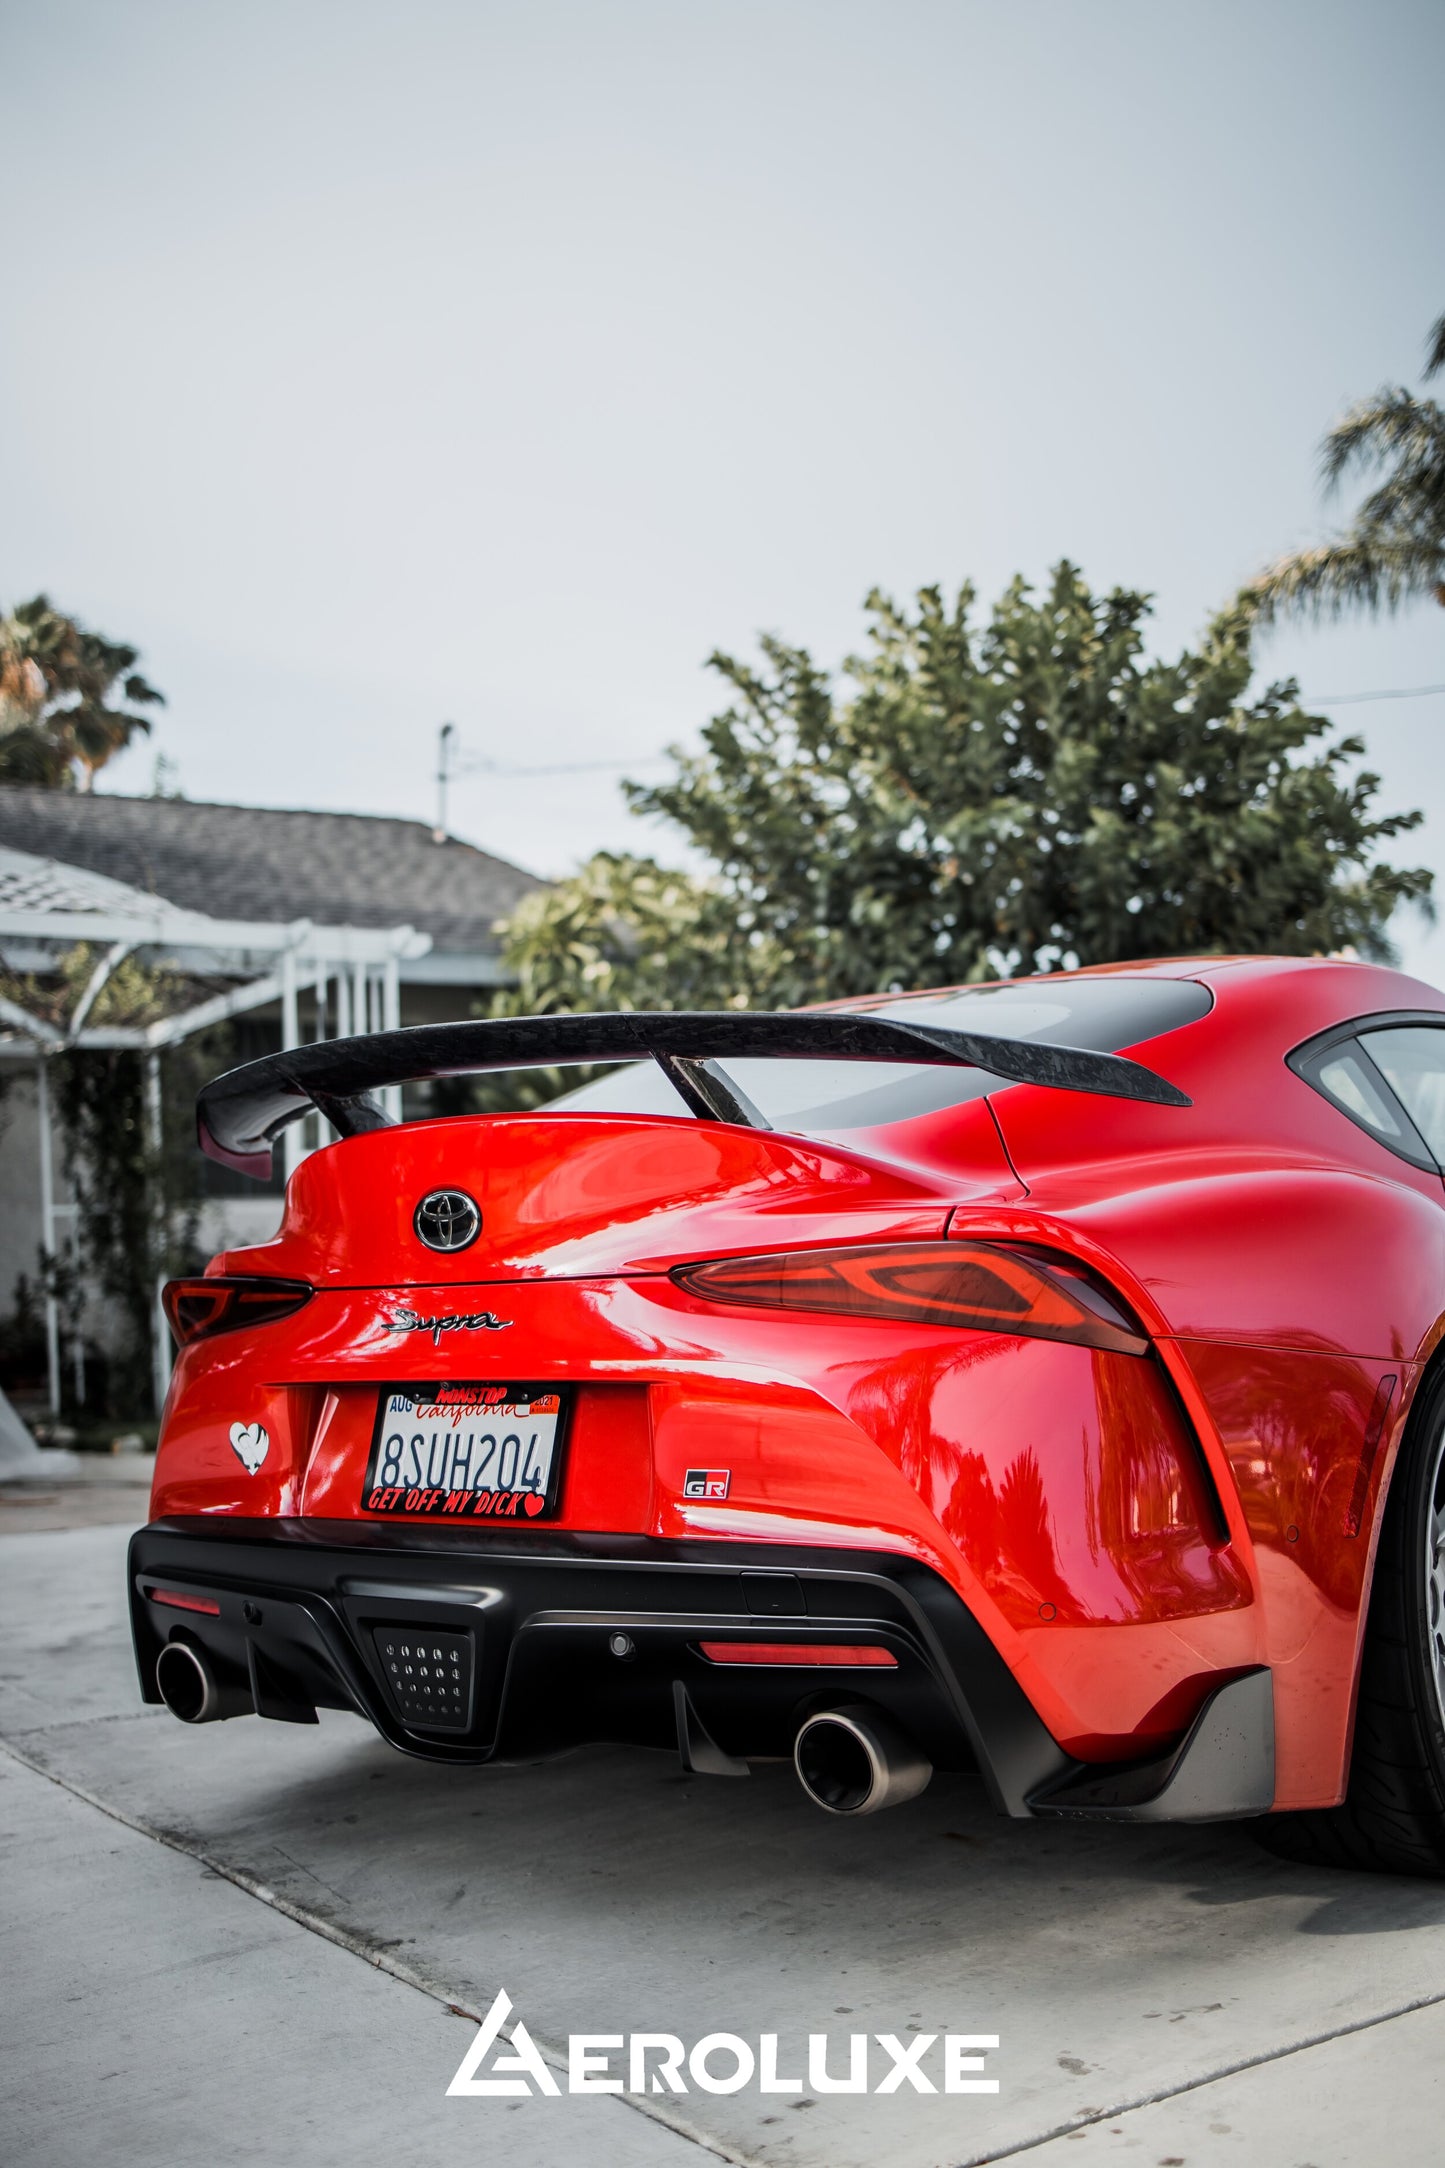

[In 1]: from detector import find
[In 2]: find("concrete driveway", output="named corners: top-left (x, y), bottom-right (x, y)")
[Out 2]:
top-left (5, 1494), bottom-right (1445, 2168)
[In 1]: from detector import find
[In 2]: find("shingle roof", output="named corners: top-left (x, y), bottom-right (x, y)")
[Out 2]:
top-left (0, 843), bottom-right (168, 919)
top-left (0, 790), bottom-right (542, 954)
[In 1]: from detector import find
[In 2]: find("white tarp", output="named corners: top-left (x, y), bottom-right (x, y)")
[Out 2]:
top-left (0, 1385), bottom-right (78, 1478)
top-left (0, 1384), bottom-right (43, 1473)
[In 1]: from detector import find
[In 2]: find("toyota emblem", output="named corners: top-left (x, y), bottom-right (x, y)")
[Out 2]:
top-left (413, 1189), bottom-right (482, 1253)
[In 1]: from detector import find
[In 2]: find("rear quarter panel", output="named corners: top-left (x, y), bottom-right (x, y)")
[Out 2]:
top-left (986, 958), bottom-right (1445, 1806)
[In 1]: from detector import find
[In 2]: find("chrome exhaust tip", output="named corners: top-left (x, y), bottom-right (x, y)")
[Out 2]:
top-left (794, 1703), bottom-right (932, 1816)
top-left (155, 1639), bottom-right (236, 1724)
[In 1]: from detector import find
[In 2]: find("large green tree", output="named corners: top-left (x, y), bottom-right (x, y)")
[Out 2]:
top-left (498, 563), bottom-right (1431, 1014)
top-left (499, 853), bottom-right (749, 1013)
top-left (0, 594), bottom-right (164, 788)
top-left (1246, 311), bottom-right (1445, 621)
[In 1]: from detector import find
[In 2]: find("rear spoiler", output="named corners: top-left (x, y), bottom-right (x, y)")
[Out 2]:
top-left (196, 1008), bottom-right (1192, 1179)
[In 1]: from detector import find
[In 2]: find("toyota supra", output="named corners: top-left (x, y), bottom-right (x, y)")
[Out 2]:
top-left (129, 956), bottom-right (1445, 1874)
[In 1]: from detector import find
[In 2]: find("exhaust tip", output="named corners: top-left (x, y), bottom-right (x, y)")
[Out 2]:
top-left (794, 1703), bottom-right (932, 1816)
top-left (156, 1639), bottom-right (222, 1724)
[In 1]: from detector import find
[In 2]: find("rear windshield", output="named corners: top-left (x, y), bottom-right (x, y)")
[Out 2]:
top-left (549, 977), bottom-right (1211, 1137)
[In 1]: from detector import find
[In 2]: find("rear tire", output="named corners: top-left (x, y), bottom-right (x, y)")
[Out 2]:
top-left (1257, 1366), bottom-right (1445, 1877)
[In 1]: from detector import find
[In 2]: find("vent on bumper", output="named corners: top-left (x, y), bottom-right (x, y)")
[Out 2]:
top-left (371, 1626), bottom-right (474, 1731)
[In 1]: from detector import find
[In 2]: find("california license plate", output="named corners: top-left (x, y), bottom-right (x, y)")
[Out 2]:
top-left (363, 1383), bottom-right (568, 1521)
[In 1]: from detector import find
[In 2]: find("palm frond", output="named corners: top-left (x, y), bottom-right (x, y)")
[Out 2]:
top-left (1245, 533), bottom-right (1445, 624)
top-left (1426, 312), bottom-right (1445, 381)
top-left (1321, 390), bottom-right (1445, 489)
top-left (1243, 312), bottom-right (1445, 628)
top-left (1354, 485), bottom-right (1445, 546)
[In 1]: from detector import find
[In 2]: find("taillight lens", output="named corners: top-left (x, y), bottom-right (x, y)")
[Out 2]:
top-left (162, 1276), bottom-right (313, 1347)
top-left (672, 1241), bottom-right (1147, 1356)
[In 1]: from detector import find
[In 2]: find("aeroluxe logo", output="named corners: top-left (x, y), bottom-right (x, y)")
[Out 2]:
top-left (447, 1989), bottom-right (998, 2097)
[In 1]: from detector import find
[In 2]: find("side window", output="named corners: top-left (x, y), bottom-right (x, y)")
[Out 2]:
top-left (1293, 1025), bottom-right (1438, 1171)
top-left (1311, 1046), bottom-right (1418, 1146)
top-left (1358, 1027), bottom-right (1445, 1162)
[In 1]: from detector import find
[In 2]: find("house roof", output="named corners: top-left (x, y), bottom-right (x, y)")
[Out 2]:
top-left (0, 789), bottom-right (542, 955)
top-left (0, 843), bottom-right (169, 920)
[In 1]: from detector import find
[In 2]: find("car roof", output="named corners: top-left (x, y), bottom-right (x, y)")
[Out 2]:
top-left (832, 953), bottom-right (1445, 1015)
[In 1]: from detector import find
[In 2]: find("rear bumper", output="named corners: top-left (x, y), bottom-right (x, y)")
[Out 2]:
top-left (129, 1518), bottom-right (1072, 1808)
top-left (128, 1519), bottom-right (1274, 1821)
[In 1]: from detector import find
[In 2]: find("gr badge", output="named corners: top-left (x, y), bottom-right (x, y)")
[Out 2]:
top-left (683, 1468), bottom-right (730, 1499)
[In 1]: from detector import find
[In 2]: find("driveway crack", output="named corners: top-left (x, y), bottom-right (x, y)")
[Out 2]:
top-left (967, 1988), bottom-right (1445, 2165)
top-left (0, 1734), bottom-right (759, 2167)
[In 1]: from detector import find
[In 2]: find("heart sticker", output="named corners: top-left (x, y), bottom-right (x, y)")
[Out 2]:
top-left (523, 1492), bottom-right (545, 1517)
top-left (229, 1421), bottom-right (270, 1475)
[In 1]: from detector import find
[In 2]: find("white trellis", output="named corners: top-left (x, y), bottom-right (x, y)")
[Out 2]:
top-left (0, 846), bottom-right (430, 1414)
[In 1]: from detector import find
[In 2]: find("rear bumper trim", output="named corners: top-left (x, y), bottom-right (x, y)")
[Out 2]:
top-left (129, 1516), bottom-right (1071, 1809)
top-left (127, 1519), bottom-right (1271, 1819)
top-left (1029, 1669), bottom-right (1276, 1822)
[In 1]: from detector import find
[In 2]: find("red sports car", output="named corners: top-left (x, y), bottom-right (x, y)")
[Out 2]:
top-left (130, 957), bottom-right (1445, 1874)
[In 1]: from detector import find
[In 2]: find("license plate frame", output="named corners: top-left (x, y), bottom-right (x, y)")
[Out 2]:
top-left (362, 1381), bottom-right (570, 1522)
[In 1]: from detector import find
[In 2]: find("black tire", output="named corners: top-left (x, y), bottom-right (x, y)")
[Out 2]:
top-left (1257, 1364), bottom-right (1445, 1876)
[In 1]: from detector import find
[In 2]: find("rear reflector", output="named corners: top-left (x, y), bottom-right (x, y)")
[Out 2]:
top-left (145, 1587), bottom-right (222, 1616)
top-left (698, 1641), bottom-right (898, 1667)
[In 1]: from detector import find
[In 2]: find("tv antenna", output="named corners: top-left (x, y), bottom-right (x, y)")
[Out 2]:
top-left (433, 721), bottom-right (455, 843)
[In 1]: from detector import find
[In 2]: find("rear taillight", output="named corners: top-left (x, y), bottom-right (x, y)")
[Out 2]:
top-left (162, 1276), bottom-right (313, 1347)
top-left (672, 1241), bottom-right (1147, 1356)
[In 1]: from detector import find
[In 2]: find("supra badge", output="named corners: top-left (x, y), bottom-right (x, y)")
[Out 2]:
top-left (414, 1188), bottom-right (482, 1253)
top-left (386, 1306), bottom-right (511, 1346)
top-left (683, 1468), bottom-right (731, 1500)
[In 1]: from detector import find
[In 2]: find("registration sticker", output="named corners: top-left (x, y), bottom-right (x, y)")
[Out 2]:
top-left (363, 1383), bottom-right (568, 1520)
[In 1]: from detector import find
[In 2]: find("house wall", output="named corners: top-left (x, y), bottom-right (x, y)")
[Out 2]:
top-left (0, 970), bottom-right (488, 1348)
top-left (0, 1066), bottom-right (47, 1313)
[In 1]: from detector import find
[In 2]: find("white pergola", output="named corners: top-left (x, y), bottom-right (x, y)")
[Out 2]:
top-left (0, 846), bottom-right (431, 1414)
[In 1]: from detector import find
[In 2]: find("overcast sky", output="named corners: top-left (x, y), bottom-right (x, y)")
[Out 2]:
top-left (3, 1), bottom-right (1443, 974)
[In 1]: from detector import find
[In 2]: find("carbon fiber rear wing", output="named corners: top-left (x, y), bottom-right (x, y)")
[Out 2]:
top-left (196, 1008), bottom-right (1192, 1179)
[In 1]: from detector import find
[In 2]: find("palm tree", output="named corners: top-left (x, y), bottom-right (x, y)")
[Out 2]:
top-left (0, 596), bottom-right (165, 789)
top-left (1245, 313), bottom-right (1445, 621)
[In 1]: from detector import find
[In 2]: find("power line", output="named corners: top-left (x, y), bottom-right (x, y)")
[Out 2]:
top-left (453, 752), bottom-right (669, 778)
top-left (434, 681), bottom-right (1445, 806)
top-left (432, 724), bottom-right (671, 830)
top-left (1306, 682), bottom-right (1445, 705)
